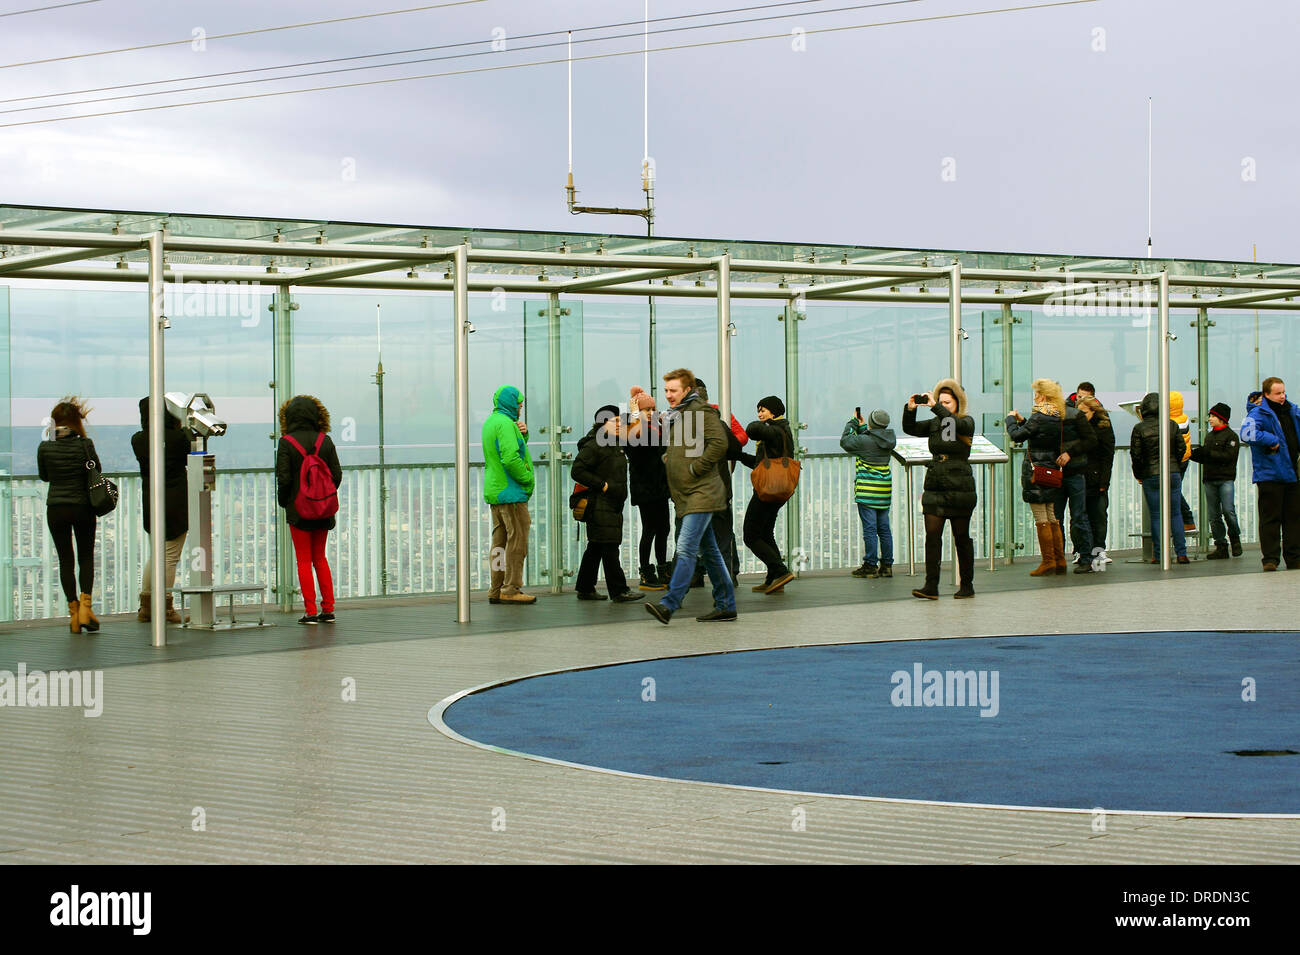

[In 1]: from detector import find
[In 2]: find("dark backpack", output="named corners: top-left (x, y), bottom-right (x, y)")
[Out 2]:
top-left (282, 433), bottom-right (339, 520)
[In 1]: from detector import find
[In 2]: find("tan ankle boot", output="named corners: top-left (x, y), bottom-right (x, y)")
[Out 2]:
top-left (79, 593), bottom-right (100, 632)
top-left (138, 594), bottom-right (151, 622)
top-left (1051, 524), bottom-right (1068, 574)
top-left (68, 600), bottom-right (81, 634)
top-left (165, 594), bottom-right (182, 624)
top-left (1029, 522), bottom-right (1055, 576)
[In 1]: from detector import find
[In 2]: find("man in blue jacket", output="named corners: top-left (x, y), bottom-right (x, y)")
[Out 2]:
top-left (1240, 376), bottom-right (1300, 571)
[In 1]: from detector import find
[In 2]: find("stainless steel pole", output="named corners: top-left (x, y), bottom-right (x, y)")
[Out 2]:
top-left (147, 231), bottom-right (167, 648)
top-left (907, 465), bottom-right (915, 576)
top-left (454, 244), bottom-right (472, 623)
top-left (783, 300), bottom-right (801, 575)
top-left (716, 253), bottom-right (732, 425)
top-left (271, 289), bottom-right (296, 613)
top-left (1001, 304), bottom-right (1015, 565)
top-left (1195, 306), bottom-right (1210, 553)
top-left (547, 292), bottom-right (563, 595)
top-left (1158, 270), bottom-right (1172, 570)
top-left (950, 262), bottom-right (962, 587)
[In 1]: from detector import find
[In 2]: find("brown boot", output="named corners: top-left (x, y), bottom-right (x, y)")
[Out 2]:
top-left (1051, 523), bottom-right (1068, 574)
top-left (138, 594), bottom-right (151, 622)
top-left (165, 594), bottom-right (182, 624)
top-left (69, 600), bottom-right (81, 634)
top-left (1029, 522), bottom-right (1055, 576)
top-left (79, 593), bottom-right (100, 632)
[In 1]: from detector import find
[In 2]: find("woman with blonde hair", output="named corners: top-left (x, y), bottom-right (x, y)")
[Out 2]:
top-left (276, 396), bottom-right (342, 625)
top-left (1007, 379), bottom-right (1069, 577)
top-left (37, 396), bottom-right (103, 633)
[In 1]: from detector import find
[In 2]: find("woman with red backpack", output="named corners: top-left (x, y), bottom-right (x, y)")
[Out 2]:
top-left (276, 396), bottom-right (342, 625)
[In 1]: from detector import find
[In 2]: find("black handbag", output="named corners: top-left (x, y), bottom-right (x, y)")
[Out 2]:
top-left (83, 439), bottom-right (118, 516)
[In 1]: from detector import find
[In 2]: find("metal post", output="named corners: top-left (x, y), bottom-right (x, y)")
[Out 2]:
top-left (950, 262), bottom-right (963, 384)
top-left (906, 466), bottom-right (916, 576)
top-left (1195, 306), bottom-right (1210, 553)
top-left (1001, 303), bottom-right (1015, 565)
top-left (950, 262), bottom-right (962, 587)
top-left (147, 231), bottom-right (167, 648)
top-left (1158, 270), bottom-right (1172, 570)
top-left (454, 244), bottom-right (472, 623)
top-left (375, 305), bottom-right (388, 594)
top-left (716, 253), bottom-right (732, 425)
top-left (271, 288), bottom-right (296, 612)
top-left (783, 300), bottom-right (801, 573)
top-left (547, 292), bottom-right (564, 595)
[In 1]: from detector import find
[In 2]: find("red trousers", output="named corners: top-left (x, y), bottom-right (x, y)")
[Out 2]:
top-left (289, 525), bottom-right (334, 614)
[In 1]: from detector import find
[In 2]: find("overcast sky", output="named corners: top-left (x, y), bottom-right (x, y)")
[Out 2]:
top-left (1, 0), bottom-right (1296, 264)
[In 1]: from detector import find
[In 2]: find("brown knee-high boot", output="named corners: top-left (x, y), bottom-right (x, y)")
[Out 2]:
top-left (1030, 522), bottom-right (1055, 576)
top-left (1051, 523), bottom-right (1068, 574)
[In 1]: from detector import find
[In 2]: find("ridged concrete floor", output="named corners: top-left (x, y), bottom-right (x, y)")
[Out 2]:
top-left (1, 562), bottom-right (1297, 864)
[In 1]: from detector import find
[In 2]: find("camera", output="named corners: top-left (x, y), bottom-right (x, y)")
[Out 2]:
top-left (912, 393), bottom-right (931, 406)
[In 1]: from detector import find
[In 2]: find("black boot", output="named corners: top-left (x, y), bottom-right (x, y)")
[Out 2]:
top-left (1230, 536), bottom-right (1243, 557)
top-left (954, 536), bottom-right (975, 598)
top-left (657, 561), bottom-right (673, 586)
top-left (639, 563), bottom-right (666, 591)
top-left (1207, 542), bottom-right (1229, 560)
top-left (851, 559), bottom-right (876, 578)
top-left (877, 563), bottom-right (893, 578)
top-left (914, 532), bottom-right (943, 598)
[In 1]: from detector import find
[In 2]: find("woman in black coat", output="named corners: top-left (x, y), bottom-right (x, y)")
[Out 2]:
top-left (131, 397), bottom-right (191, 622)
top-left (738, 395), bottom-right (796, 594)
top-left (623, 387), bottom-right (671, 590)
top-left (902, 378), bottom-right (978, 599)
top-left (37, 396), bottom-right (103, 634)
top-left (276, 395), bottom-right (343, 624)
top-left (1006, 379), bottom-right (1068, 577)
top-left (571, 406), bottom-right (642, 602)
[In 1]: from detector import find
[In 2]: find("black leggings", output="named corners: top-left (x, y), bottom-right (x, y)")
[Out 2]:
top-left (923, 513), bottom-right (974, 586)
top-left (47, 505), bottom-right (96, 603)
top-left (638, 500), bottom-right (670, 566)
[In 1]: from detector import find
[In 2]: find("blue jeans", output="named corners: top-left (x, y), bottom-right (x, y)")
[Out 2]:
top-left (857, 503), bottom-right (893, 565)
top-left (1142, 472), bottom-right (1188, 559)
top-left (1203, 480), bottom-right (1241, 544)
top-left (1053, 472), bottom-right (1093, 559)
top-left (660, 511), bottom-right (736, 613)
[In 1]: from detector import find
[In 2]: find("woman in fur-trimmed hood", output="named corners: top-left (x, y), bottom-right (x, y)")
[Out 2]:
top-left (902, 377), bottom-right (977, 599)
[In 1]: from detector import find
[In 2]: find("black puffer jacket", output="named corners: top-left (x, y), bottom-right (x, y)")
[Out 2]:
top-left (1083, 412), bottom-right (1116, 493)
top-left (130, 398), bottom-right (191, 539)
top-left (624, 414), bottom-right (670, 506)
top-left (571, 426), bottom-right (629, 544)
top-left (1005, 409), bottom-right (1066, 505)
top-left (276, 397), bottom-right (343, 530)
top-left (1190, 425), bottom-right (1241, 482)
top-left (740, 417), bottom-right (794, 466)
top-left (37, 432), bottom-right (102, 510)
top-left (903, 390), bottom-right (977, 517)
top-left (1058, 407), bottom-right (1097, 474)
top-left (1129, 393), bottom-right (1187, 480)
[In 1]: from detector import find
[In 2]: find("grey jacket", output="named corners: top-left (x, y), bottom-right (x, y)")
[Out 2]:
top-left (662, 391), bottom-right (729, 516)
top-left (840, 420), bottom-right (897, 464)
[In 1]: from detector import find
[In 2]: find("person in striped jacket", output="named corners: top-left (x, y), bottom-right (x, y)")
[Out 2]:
top-left (841, 408), bottom-right (897, 578)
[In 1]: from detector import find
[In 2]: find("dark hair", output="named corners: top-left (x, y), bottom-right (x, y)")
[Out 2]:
top-left (1077, 381), bottom-right (1095, 394)
top-left (50, 396), bottom-right (91, 438)
top-left (278, 396), bottom-right (331, 434)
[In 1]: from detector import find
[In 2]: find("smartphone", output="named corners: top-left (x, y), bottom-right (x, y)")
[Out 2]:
top-left (855, 406), bottom-right (862, 421)
top-left (912, 394), bottom-right (930, 405)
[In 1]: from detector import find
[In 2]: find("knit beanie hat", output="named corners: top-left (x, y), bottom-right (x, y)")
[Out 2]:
top-left (868, 408), bottom-right (890, 429)
top-left (1209, 402), bottom-right (1231, 424)
top-left (634, 392), bottom-right (656, 412)
top-left (758, 395), bottom-right (785, 417)
top-left (594, 404), bottom-right (620, 425)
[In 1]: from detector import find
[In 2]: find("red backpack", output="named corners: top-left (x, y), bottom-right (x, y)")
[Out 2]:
top-left (282, 433), bottom-right (339, 520)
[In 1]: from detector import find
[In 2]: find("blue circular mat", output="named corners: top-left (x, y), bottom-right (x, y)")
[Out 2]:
top-left (439, 631), bottom-right (1300, 815)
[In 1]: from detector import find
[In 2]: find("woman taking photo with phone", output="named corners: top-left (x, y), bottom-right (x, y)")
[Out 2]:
top-left (903, 379), bottom-right (977, 599)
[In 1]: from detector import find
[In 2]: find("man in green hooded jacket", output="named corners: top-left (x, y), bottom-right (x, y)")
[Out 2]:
top-left (483, 385), bottom-right (536, 603)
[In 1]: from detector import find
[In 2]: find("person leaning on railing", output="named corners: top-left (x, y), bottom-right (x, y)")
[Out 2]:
top-left (36, 396), bottom-right (103, 634)
top-left (904, 379), bottom-right (977, 600)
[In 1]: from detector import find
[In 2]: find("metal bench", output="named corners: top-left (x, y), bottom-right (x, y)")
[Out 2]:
top-left (175, 584), bottom-right (269, 630)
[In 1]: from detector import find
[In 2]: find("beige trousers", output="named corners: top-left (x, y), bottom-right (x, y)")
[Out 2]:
top-left (489, 502), bottom-right (531, 596)
top-left (141, 532), bottom-right (188, 596)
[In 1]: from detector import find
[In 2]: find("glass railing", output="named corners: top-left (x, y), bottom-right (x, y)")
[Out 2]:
top-left (2, 450), bottom-right (1259, 622)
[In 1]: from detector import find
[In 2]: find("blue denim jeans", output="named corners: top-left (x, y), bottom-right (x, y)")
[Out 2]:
top-left (857, 503), bottom-right (893, 566)
top-left (1142, 472), bottom-right (1188, 559)
top-left (1203, 480), bottom-right (1241, 544)
top-left (661, 511), bottom-right (736, 613)
top-left (1053, 471), bottom-right (1093, 559)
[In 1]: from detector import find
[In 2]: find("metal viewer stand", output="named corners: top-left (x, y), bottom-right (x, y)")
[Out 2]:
top-left (892, 435), bottom-right (1009, 580)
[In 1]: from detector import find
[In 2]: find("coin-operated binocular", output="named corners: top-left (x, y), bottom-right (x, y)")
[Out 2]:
top-left (163, 393), bottom-right (264, 628)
